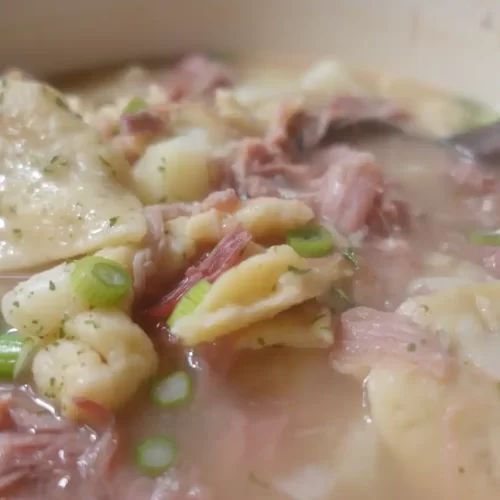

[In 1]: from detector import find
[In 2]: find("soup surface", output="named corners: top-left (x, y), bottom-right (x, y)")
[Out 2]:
top-left (1, 54), bottom-right (500, 500)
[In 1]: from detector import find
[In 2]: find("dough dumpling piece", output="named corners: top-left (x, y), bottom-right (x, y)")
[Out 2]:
top-left (368, 367), bottom-right (500, 500)
top-left (398, 282), bottom-right (500, 379)
top-left (1, 262), bottom-right (85, 343)
top-left (159, 197), bottom-right (316, 279)
top-left (33, 310), bottom-right (158, 418)
top-left (0, 78), bottom-right (146, 271)
top-left (167, 197), bottom-right (314, 247)
top-left (171, 246), bottom-right (345, 345)
top-left (1, 250), bottom-right (134, 342)
top-left (369, 281), bottom-right (500, 499)
top-left (234, 198), bottom-right (314, 240)
top-left (236, 302), bottom-right (333, 349)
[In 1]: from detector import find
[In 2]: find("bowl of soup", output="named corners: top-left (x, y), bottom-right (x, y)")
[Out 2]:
top-left (1, 1), bottom-right (500, 499)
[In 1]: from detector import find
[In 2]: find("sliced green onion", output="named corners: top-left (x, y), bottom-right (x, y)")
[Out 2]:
top-left (71, 256), bottom-right (132, 307)
top-left (122, 96), bottom-right (148, 116)
top-left (286, 224), bottom-right (334, 258)
top-left (469, 229), bottom-right (500, 246)
top-left (167, 279), bottom-right (212, 327)
top-left (0, 334), bottom-right (34, 380)
top-left (135, 436), bottom-right (176, 476)
top-left (151, 371), bottom-right (192, 408)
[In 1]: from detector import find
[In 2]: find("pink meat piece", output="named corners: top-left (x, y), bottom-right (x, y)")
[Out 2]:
top-left (200, 188), bottom-right (240, 213)
top-left (449, 161), bottom-right (497, 194)
top-left (366, 194), bottom-right (411, 236)
top-left (146, 227), bottom-right (252, 318)
top-left (332, 306), bottom-right (453, 379)
top-left (167, 54), bottom-right (233, 101)
top-left (0, 387), bottom-right (117, 498)
top-left (230, 139), bottom-right (315, 197)
top-left (312, 146), bottom-right (383, 234)
top-left (120, 110), bottom-right (166, 136)
top-left (229, 140), bottom-right (388, 235)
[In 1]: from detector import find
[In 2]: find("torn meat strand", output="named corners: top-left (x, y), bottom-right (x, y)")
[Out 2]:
top-left (147, 227), bottom-right (252, 318)
top-left (332, 306), bottom-right (453, 379)
top-left (0, 387), bottom-right (117, 497)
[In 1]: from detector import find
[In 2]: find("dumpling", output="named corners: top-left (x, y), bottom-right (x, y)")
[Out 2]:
top-left (1, 249), bottom-right (134, 343)
top-left (236, 301), bottom-right (333, 349)
top-left (1, 262), bottom-right (86, 343)
top-left (32, 310), bottom-right (158, 418)
top-left (368, 281), bottom-right (500, 499)
top-left (398, 282), bottom-right (500, 378)
top-left (233, 197), bottom-right (314, 240)
top-left (170, 245), bottom-right (346, 345)
top-left (168, 197), bottom-right (314, 246)
top-left (0, 78), bottom-right (146, 271)
top-left (368, 367), bottom-right (500, 500)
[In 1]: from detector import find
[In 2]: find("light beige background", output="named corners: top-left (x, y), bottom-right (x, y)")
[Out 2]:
top-left (1, 0), bottom-right (500, 103)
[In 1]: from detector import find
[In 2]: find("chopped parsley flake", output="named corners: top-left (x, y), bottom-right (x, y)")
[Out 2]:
top-left (12, 301), bottom-right (20, 308)
top-left (49, 281), bottom-right (56, 291)
top-left (84, 320), bottom-right (99, 329)
top-left (109, 216), bottom-right (119, 227)
top-left (43, 155), bottom-right (68, 174)
top-left (249, 472), bottom-right (270, 489)
top-left (98, 155), bottom-right (113, 169)
top-left (12, 228), bottom-right (22, 238)
top-left (407, 342), bottom-right (417, 352)
top-left (54, 95), bottom-right (70, 110)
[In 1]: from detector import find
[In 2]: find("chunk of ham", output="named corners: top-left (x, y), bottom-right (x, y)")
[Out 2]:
top-left (230, 139), bottom-right (315, 195)
top-left (146, 227), bottom-right (252, 318)
top-left (228, 137), bottom-right (388, 235)
top-left (167, 54), bottom-right (233, 101)
top-left (311, 146), bottom-right (383, 234)
top-left (0, 386), bottom-right (116, 498)
top-left (332, 306), bottom-right (453, 379)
